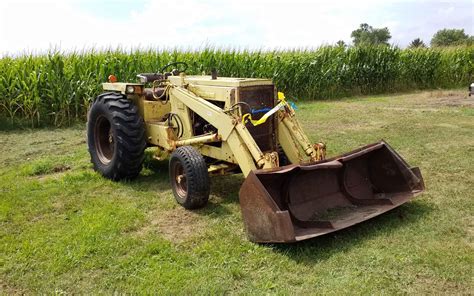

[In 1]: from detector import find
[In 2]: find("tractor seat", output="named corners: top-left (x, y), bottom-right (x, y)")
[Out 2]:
top-left (137, 73), bottom-right (164, 83)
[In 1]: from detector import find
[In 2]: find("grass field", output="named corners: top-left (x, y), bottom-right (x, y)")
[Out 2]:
top-left (1, 90), bottom-right (473, 294)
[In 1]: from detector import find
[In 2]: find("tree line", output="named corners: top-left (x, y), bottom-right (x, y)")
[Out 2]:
top-left (337, 24), bottom-right (473, 48)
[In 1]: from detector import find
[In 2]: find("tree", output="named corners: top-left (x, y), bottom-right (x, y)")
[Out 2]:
top-left (351, 23), bottom-right (391, 46)
top-left (431, 28), bottom-right (470, 46)
top-left (409, 38), bottom-right (426, 48)
top-left (336, 40), bottom-right (346, 47)
top-left (468, 36), bottom-right (474, 46)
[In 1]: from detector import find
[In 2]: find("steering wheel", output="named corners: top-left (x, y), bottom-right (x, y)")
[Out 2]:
top-left (160, 62), bottom-right (188, 75)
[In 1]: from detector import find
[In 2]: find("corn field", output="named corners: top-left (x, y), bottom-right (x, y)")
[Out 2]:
top-left (0, 46), bottom-right (473, 126)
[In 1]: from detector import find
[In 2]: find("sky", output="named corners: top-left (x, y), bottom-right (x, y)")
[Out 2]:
top-left (0, 0), bottom-right (472, 56)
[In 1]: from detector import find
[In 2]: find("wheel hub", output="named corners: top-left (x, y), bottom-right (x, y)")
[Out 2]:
top-left (173, 162), bottom-right (187, 197)
top-left (94, 115), bottom-right (114, 164)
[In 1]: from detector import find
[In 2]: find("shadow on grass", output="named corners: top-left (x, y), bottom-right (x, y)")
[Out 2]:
top-left (0, 117), bottom-right (85, 132)
top-left (210, 174), bottom-right (242, 204)
top-left (199, 174), bottom-right (243, 217)
top-left (132, 152), bottom-right (241, 217)
top-left (0, 117), bottom-right (36, 131)
top-left (128, 153), bottom-right (170, 194)
top-left (267, 200), bottom-right (433, 264)
top-left (122, 153), bottom-right (432, 260)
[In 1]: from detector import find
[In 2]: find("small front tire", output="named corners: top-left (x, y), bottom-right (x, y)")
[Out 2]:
top-left (169, 146), bottom-right (210, 209)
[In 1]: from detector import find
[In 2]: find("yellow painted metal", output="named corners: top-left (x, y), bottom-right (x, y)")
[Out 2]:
top-left (174, 133), bottom-right (221, 147)
top-left (169, 85), bottom-right (264, 176)
top-left (169, 86), bottom-right (236, 140)
top-left (168, 75), bottom-right (273, 88)
top-left (225, 131), bottom-right (257, 176)
top-left (186, 84), bottom-right (236, 105)
top-left (281, 113), bottom-right (321, 162)
top-left (102, 82), bottom-right (143, 95)
top-left (314, 142), bottom-right (327, 160)
top-left (168, 92), bottom-right (193, 139)
top-left (276, 109), bottom-right (324, 163)
top-left (208, 163), bottom-right (234, 176)
top-left (277, 115), bottom-right (305, 163)
top-left (145, 122), bottom-right (174, 150)
top-left (234, 123), bottom-right (266, 167)
top-left (120, 73), bottom-right (324, 177)
top-left (262, 152), bottom-right (279, 169)
top-left (200, 143), bottom-right (237, 164)
top-left (135, 99), bottom-right (170, 122)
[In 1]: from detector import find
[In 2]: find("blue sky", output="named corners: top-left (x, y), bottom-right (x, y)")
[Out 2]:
top-left (0, 0), bottom-right (472, 55)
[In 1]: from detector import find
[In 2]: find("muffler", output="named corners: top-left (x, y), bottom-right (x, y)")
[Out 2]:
top-left (239, 141), bottom-right (424, 243)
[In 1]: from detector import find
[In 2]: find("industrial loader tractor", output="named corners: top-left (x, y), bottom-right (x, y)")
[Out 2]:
top-left (86, 62), bottom-right (425, 243)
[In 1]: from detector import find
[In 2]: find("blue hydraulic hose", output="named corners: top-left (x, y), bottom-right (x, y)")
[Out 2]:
top-left (250, 107), bottom-right (272, 115)
top-left (250, 101), bottom-right (298, 115)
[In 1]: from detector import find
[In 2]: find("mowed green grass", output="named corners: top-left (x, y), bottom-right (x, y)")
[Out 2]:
top-left (0, 90), bottom-right (473, 294)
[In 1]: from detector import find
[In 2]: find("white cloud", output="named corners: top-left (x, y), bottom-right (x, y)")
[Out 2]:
top-left (0, 0), bottom-right (472, 56)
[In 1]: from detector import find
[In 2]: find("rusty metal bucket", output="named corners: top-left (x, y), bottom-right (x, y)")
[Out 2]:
top-left (239, 141), bottom-right (424, 243)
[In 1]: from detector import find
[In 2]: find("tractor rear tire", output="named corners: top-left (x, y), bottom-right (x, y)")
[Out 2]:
top-left (169, 146), bottom-right (210, 209)
top-left (87, 92), bottom-right (146, 180)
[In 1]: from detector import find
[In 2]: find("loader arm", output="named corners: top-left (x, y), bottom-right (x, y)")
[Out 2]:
top-left (277, 108), bottom-right (325, 163)
top-left (168, 85), bottom-right (277, 176)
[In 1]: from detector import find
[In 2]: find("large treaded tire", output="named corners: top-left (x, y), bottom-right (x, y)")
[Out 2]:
top-left (87, 92), bottom-right (146, 180)
top-left (169, 146), bottom-right (210, 209)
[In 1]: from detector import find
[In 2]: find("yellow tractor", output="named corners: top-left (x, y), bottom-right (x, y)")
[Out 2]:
top-left (87, 62), bottom-right (424, 242)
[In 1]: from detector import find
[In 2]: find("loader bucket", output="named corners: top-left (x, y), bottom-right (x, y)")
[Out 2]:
top-left (239, 141), bottom-right (424, 243)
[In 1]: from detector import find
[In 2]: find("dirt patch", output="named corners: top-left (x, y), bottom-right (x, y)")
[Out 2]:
top-left (0, 278), bottom-right (27, 294)
top-left (380, 107), bottom-right (444, 113)
top-left (36, 165), bottom-right (71, 181)
top-left (134, 207), bottom-right (206, 243)
top-left (378, 91), bottom-right (472, 112)
top-left (434, 96), bottom-right (474, 107)
top-left (434, 123), bottom-right (461, 129)
top-left (464, 217), bottom-right (474, 249)
top-left (411, 274), bottom-right (470, 295)
top-left (52, 200), bottom-right (65, 212)
top-left (425, 91), bottom-right (474, 107)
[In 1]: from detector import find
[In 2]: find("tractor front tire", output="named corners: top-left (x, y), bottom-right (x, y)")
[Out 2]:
top-left (87, 92), bottom-right (146, 180)
top-left (169, 146), bottom-right (210, 209)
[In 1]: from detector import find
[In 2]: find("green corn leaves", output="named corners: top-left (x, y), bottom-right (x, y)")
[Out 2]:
top-left (0, 46), bottom-right (473, 126)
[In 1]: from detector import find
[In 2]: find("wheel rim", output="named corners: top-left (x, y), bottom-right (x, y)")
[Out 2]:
top-left (94, 115), bottom-right (114, 164)
top-left (172, 161), bottom-right (187, 198)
